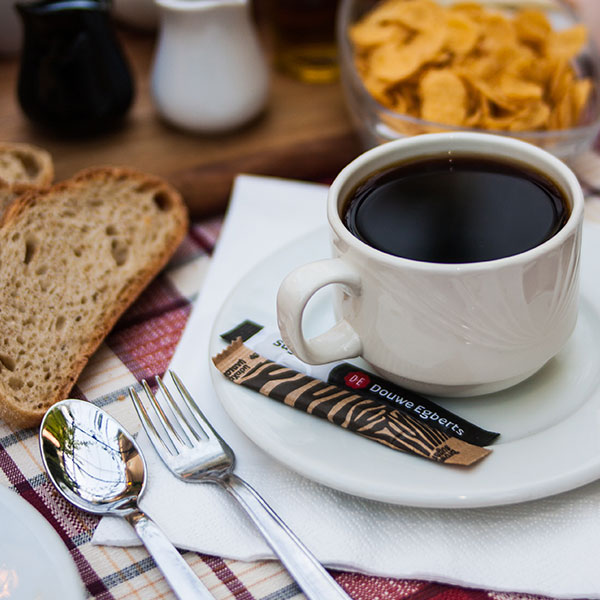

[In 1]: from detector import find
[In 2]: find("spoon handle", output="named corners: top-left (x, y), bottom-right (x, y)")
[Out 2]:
top-left (126, 509), bottom-right (215, 600)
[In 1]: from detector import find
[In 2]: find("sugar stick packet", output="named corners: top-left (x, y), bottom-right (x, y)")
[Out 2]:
top-left (221, 320), bottom-right (499, 447)
top-left (212, 338), bottom-right (491, 467)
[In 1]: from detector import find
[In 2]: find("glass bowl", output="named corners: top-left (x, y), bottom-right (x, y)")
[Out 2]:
top-left (336, 0), bottom-right (600, 161)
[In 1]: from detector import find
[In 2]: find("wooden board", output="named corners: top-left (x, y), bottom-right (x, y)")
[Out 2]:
top-left (0, 28), bottom-right (363, 218)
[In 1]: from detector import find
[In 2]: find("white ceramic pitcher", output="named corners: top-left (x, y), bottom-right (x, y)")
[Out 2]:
top-left (151, 0), bottom-right (269, 133)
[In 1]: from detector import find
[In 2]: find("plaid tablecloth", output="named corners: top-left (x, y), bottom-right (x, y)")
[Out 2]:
top-left (0, 213), bottom-right (585, 600)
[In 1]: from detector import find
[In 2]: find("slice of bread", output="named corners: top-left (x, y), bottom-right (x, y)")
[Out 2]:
top-left (0, 182), bottom-right (46, 223)
top-left (0, 143), bottom-right (54, 221)
top-left (0, 142), bottom-right (54, 187)
top-left (0, 180), bottom-right (21, 221)
top-left (0, 166), bottom-right (188, 429)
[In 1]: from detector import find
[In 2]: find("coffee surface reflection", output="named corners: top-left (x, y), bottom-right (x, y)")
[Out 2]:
top-left (343, 156), bottom-right (569, 264)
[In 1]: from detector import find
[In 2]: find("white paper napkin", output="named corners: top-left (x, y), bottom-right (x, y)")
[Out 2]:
top-left (94, 174), bottom-right (600, 598)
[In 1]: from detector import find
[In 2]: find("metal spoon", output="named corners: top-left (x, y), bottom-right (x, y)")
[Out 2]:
top-left (39, 399), bottom-right (215, 600)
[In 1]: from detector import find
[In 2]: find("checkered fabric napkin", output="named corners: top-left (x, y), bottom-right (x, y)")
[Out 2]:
top-left (2, 170), bottom-right (600, 599)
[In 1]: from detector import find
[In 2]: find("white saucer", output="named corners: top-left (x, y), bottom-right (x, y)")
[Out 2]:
top-left (0, 484), bottom-right (85, 599)
top-left (209, 222), bottom-right (600, 508)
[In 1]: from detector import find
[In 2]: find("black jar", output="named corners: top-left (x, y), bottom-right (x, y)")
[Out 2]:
top-left (16, 0), bottom-right (134, 136)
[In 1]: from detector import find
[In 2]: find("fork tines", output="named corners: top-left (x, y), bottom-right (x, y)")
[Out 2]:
top-left (129, 372), bottom-right (206, 455)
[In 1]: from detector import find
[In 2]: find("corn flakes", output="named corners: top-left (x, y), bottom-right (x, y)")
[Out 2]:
top-left (349, 0), bottom-right (594, 132)
top-left (420, 69), bottom-right (468, 125)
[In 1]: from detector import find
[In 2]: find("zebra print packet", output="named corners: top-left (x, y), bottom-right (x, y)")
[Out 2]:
top-left (212, 338), bottom-right (491, 466)
top-left (220, 320), bottom-right (499, 447)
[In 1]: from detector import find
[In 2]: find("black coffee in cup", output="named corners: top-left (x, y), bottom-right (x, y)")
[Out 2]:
top-left (343, 156), bottom-right (569, 264)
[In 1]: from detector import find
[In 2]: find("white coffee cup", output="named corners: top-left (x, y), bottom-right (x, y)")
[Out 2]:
top-left (276, 132), bottom-right (584, 397)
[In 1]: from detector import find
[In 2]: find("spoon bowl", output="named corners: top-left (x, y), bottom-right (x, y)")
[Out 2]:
top-left (40, 399), bottom-right (145, 515)
top-left (39, 398), bottom-right (215, 600)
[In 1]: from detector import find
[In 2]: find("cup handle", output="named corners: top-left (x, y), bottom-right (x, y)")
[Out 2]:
top-left (276, 258), bottom-right (363, 364)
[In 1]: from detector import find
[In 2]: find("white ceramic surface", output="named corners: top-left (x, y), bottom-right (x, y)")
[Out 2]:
top-left (210, 220), bottom-right (600, 508)
top-left (0, 484), bottom-right (85, 599)
top-left (277, 133), bottom-right (584, 396)
top-left (151, 0), bottom-right (269, 133)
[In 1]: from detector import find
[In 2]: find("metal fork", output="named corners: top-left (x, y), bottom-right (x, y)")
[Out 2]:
top-left (129, 371), bottom-right (352, 600)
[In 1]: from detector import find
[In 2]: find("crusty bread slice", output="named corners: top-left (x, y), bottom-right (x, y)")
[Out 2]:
top-left (0, 181), bottom-right (42, 223)
top-left (0, 166), bottom-right (188, 428)
top-left (0, 143), bottom-right (54, 221)
top-left (0, 142), bottom-right (53, 187)
top-left (0, 180), bottom-right (20, 220)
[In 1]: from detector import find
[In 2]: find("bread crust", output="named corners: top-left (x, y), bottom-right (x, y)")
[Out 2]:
top-left (0, 166), bottom-right (188, 429)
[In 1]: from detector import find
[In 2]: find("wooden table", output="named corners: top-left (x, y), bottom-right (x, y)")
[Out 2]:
top-left (0, 27), bottom-right (362, 218)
